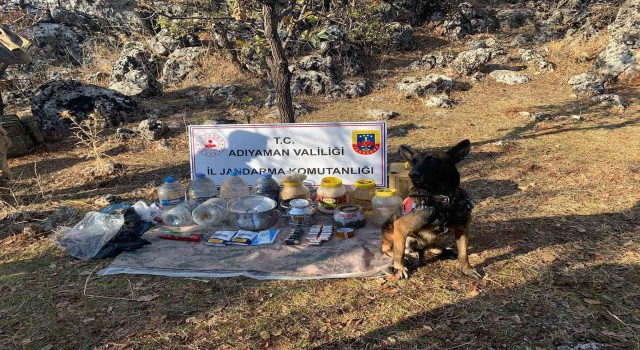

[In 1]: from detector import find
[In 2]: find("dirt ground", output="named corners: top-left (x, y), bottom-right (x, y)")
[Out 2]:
top-left (1, 29), bottom-right (639, 349)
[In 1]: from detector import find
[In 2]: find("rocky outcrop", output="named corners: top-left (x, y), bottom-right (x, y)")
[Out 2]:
top-left (595, 0), bottom-right (640, 81)
top-left (489, 70), bottom-right (530, 85)
top-left (442, 2), bottom-right (497, 40)
top-left (31, 80), bottom-right (137, 135)
top-left (591, 94), bottom-right (628, 109)
top-left (451, 48), bottom-right (492, 75)
top-left (409, 51), bottom-right (456, 71)
top-left (161, 47), bottom-right (208, 85)
top-left (137, 118), bottom-right (170, 141)
top-left (519, 49), bottom-right (555, 72)
top-left (109, 43), bottom-right (162, 98)
top-left (22, 23), bottom-right (84, 65)
top-left (149, 29), bottom-right (181, 56)
top-left (386, 22), bottom-right (414, 51)
top-left (396, 74), bottom-right (453, 98)
top-left (496, 9), bottom-right (533, 29)
top-left (41, 0), bottom-right (148, 33)
top-left (568, 73), bottom-right (605, 95)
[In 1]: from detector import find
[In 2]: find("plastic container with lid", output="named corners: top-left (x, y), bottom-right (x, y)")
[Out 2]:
top-left (158, 176), bottom-right (186, 209)
top-left (280, 172), bottom-right (310, 201)
top-left (316, 177), bottom-right (347, 214)
top-left (187, 172), bottom-right (218, 203)
top-left (252, 173), bottom-right (280, 202)
top-left (350, 179), bottom-right (376, 211)
top-left (371, 188), bottom-right (403, 227)
top-left (218, 169), bottom-right (250, 203)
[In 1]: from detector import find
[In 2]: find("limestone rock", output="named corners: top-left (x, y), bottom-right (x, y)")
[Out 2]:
top-left (386, 22), bottom-right (414, 50)
top-left (366, 110), bottom-right (399, 121)
top-left (567, 73), bottom-right (605, 95)
top-left (442, 2), bottom-right (497, 40)
top-left (109, 42), bottom-right (162, 98)
top-left (595, 0), bottom-right (640, 80)
top-left (138, 118), bottom-right (170, 141)
top-left (396, 74), bottom-right (454, 98)
top-left (519, 49), bottom-right (555, 72)
top-left (31, 80), bottom-right (137, 135)
top-left (591, 94), bottom-right (628, 109)
top-left (489, 70), bottom-right (530, 85)
top-left (496, 9), bottom-right (533, 29)
top-left (23, 23), bottom-right (84, 65)
top-left (161, 47), bottom-right (208, 85)
top-left (451, 48), bottom-right (493, 75)
top-left (425, 95), bottom-right (455, 108)
top-left (409, 51), bottom-right (456, 71)
top-left (149, 28), bottom-right (180, 56)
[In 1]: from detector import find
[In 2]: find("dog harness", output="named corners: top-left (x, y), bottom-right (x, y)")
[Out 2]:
top-left (403, 188), bottom-right (474, 235)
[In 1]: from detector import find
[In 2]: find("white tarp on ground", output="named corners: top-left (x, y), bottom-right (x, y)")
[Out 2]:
top-left (99, 216), bottom-right (391, 280)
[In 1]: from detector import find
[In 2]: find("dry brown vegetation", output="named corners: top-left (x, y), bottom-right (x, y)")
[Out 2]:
top-left (1, 23), bottom-right (640, 350)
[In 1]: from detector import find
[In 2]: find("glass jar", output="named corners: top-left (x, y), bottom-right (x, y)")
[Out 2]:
top-left (316, 177), bottom-right (347, 214)
top-left (371, 188), bottom-right (403, 227)
top-left (351, 179), bottom-right (376, 212)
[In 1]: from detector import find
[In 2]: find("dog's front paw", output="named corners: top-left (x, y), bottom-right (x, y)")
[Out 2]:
top-left (393, 262), bottom-right (409, 279)
top-left (462, 266), bottom-right (482, 279)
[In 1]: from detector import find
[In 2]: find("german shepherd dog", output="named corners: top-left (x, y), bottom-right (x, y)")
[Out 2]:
top-left (381, 139), bottom-right (482, 279)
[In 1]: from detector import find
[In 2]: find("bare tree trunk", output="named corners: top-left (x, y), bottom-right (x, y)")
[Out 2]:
top-left (262, 2), bottom-right (295, 123)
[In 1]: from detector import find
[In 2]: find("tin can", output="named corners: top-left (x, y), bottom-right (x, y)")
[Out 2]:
top-left (333, 205), bottom-right (366, 229)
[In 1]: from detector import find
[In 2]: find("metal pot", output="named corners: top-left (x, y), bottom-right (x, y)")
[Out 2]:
top-left (227, 195), bottom-right (280, 230)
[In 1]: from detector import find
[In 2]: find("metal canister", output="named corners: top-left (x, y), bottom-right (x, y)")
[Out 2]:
top-left (333, 204), bottom-right (366, 229)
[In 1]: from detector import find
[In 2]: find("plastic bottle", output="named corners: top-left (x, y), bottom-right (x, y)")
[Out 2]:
top-left (161, 202), bottom-right (194, 226)
top-left (219, 169), bottom-right (250, 203)
top-left (188, 172), bottom-right (218, 203)
top-left (316, 177), bottom-right (347, 214)
top-left (371, 188), bottom-right (403, 227)
top-left (192, 198), bottom-right (227, 226)
top-left (252, 173), bottom-right (280, 202)
top-left (158, 176), bottom-right (186, 209)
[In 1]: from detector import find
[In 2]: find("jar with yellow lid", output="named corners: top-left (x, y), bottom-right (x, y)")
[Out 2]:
top-left (316, 176), bottom-right (347, 214)
top-left (371, 188), bottom-right (403, 227)
top-left (350, 179), bottom-right (376, 212)
top-left (280, 173), bottom-right (310, 201)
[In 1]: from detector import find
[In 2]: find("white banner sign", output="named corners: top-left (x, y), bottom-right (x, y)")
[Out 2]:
top-left (188, 122), bottom-right (387, 187)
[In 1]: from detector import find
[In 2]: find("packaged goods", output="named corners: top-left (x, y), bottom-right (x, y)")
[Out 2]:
top-left (251, 229), bottom-right (280, 245)
top-left (205, 230), bottom-right (237, 246)
top-left (333, 205), bottom-right (366, 229)
top-left (229, 230), bottom-right (259, 245)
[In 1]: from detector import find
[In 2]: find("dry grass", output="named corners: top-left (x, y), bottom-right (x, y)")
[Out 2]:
top-left (1, 26), bottom-right (640, 350)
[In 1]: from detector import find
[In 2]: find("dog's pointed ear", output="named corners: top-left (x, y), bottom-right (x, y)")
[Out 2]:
top-left (399, 144), bottom-right (417, 162)
top-left (447, 139), bottom-right (471, 163)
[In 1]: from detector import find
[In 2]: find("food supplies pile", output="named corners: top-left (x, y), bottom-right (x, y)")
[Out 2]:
top-left (54, 165), bottom-right (411, 260)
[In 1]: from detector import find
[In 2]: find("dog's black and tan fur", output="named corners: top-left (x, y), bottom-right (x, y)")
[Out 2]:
top-left (381, 139), bottom-right (481, 279)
